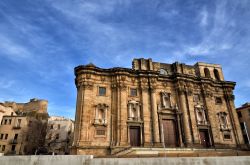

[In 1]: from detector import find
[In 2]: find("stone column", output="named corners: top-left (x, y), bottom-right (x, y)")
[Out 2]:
top-left (150, 88), bottom-right (160, 146)
top-left (141, 86), bottom-right (151, 146)
top-left (128, 103), bottom-right (132, 120)
top-left (176, 112), bottom-right (184, 147)
top-left (105, 106), bottom-right (108, 124)
top-left (203, 92), bottom-right (218, 146)
top-left (137, 103), bottom-right (140, 120)
top-left (226, 94), bottom-right (245, 146)
top-left (120, 85), bottom-right (128, 146)
top-left (73, 84), bottom-right (84, 145)
top-left (80, 83), bottom-right (93, 143)
top-left (178, 90), bottom-right (192, 146)
top-left (116, 85), bottom-right (121, 146)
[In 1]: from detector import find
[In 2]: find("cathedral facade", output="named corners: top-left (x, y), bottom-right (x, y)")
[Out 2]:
top-left (72, 58), bottom-right (245, 156)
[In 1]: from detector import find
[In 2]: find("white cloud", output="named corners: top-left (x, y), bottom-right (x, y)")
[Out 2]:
top-left (0, 79), bottom-right (15, 89)
top-left (200, 7), bottom-right (208, 27)
top-left (0, 35), bottom-right (31, 60)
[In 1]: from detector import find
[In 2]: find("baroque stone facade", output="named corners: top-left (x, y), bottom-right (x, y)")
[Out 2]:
top-left (72, 58), bottom-right (245, 156)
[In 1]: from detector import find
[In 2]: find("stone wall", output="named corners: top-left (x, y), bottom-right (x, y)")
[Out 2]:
top-left (0, 156), bottom-right (250, 165)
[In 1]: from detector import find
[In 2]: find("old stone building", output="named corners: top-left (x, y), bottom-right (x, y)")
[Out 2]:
top-left (45, 116), bottom-right (74, 155)
top-left (237, 103), bottom-right (250, 145)
top-left (72, 58), bottom-right (245, 156)
top-left (0, 99), bottom-right (48, 155)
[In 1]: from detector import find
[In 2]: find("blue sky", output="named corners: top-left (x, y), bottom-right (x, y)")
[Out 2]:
top-left (0, 0), bottom-right (250, 119)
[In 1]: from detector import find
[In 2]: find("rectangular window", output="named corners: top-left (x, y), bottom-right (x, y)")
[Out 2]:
top-left (0, 134), bottom-right (3, 139)
top-left (5, 134), bottom-right (8, 140)
top-left (58, 124), bottom-right (60, 129)
top-left (2, 145), bottom-right (5, 151)
top-left (50, 124), bottom-right (53, 129)
top-left (248, 109), bottom-right (250, 116)
top-left (11, 145), bottom-right (16, 151)
top-left (130, 88), bottom-right (137, 97)
top-left (99, 87), bottom-right (106, 96)
top-left (14, 134), bottom-right (18, 140)
top-left (237, 112), bottom-right (242, 118)
top-left (9, 119), bottom-right (12, 124)
top-left (4, 119), bottom-right (7, 125)
top-left (215, 97), bottom-right (223, 104)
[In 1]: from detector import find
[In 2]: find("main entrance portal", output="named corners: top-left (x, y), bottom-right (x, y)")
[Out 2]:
top-left (129, 127), bottom-right (140, 146)
top-left (162, 119), bottom-right (177, 147)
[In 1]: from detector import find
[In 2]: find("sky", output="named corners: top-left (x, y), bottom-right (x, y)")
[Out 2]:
top-left (0, 0), bottom-right (250, 119)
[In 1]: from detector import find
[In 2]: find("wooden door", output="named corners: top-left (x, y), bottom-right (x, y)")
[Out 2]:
top-left (130, 127), bottom-right (140, 146)
top-left (162, 120), bottom-right (177, 147)
top-left (199, 130), bottom-right (210, 147)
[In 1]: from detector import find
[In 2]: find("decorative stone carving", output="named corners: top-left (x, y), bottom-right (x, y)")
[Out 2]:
top-left (127, 100), bottom-right (141, 121)
top-left (94, 103), bottom-right (109, 126)
top-left (195, 105), bottom-right (208, 125)
top-left (217, 112), bottom-right (230, 131)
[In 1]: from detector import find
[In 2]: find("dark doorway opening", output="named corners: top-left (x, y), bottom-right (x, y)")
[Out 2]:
top-left (162, 119), bottom-right (177, 147)
top-left (129, 127), bottom-right (140, 146)
top-left (199, 130), bottom-right (210, 147)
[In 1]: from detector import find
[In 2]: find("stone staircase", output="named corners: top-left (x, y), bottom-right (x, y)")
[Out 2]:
top-left (113, 147), bottom-right (250, 157)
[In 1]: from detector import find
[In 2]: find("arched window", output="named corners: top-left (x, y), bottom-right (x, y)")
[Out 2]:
top-left (214, 69), bottom-right (220, 81)
top-left (204, 68), bottom-right (211, 78)
top-left (159, 69), bottom-right (168, 75)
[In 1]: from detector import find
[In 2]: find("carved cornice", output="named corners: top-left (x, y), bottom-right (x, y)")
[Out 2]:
top-left (140, 86), bottom-right (149, 92)
top-left (118, 83), bottom-right (127, 91)
top-left (76, 81), bottom-right (94, 90)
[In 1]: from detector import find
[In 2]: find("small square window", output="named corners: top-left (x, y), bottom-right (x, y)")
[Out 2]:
top-left (130, 88), bottom-right (137, 97)
top-left (215, 97), bottom-right (222, 104)
top-left (99, 87), bottom-right (106, 96)
top-left (224, 134), bottom-right (231, 140)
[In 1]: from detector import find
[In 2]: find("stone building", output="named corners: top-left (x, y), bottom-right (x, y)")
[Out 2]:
top-left (0, 99), bottom-right (48, 155)
top-left (0, 103), bottom-right (16, 123)
top-left (45, 116), bottom-right (74, 155)
top-left (237, 103), bottom-right (250, 145)
top-left (72, 58), bottom-right (245, 156)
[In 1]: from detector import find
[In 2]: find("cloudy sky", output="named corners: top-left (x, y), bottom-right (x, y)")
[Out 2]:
top-left (0, 0), bottom-right (250, 119)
